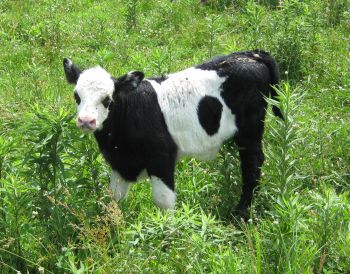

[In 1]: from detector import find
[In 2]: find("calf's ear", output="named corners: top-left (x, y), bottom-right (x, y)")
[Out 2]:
top-left (114, 71), bottom-right (145, 90)
top-left (63, 58), bottom-right (82, 84)
top-left (126, 71), bottom-right (145, 86)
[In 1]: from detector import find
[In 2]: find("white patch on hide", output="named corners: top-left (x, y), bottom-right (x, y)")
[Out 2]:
top-left (147, 67), bottom-right (237, 160)
top-left (75, 67), bottom-right (114, 131)
top-left (151, 176), bottom-right (176, 210)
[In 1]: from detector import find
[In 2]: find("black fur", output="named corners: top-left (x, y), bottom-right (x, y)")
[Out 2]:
top-left (197, 95), bottom-right (223, 136)
top-left (197, 50), bottom-right (283, 119)
top-left (63, 58), bottom-right (81, 84)
top-left (74, 92), bottom-right (81, 105)
top-left (95, 79), bottom-right (177, 189)
top-left (149, 75), bottom-right (168, 84)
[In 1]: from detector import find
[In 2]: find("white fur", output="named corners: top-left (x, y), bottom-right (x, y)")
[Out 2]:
top-left (147, 67), bottom-right (237, 160)
top-left (75, 67), bottom-right (114, 131)
top-left (109, 170), bottom-right (131, 201)
top-left (151, 176), bottom-right (176, 210)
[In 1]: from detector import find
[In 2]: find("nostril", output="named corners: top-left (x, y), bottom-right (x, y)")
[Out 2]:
top-left (77, 117), bottom-right (96, 129)
top-left (89, 119), bottom-right (96, 126)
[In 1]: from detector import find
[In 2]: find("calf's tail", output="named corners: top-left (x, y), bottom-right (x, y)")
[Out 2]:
top-left (251, 50), bottom-right (284, 119)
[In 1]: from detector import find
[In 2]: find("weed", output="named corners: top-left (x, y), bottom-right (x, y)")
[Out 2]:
top-left (125, 0), bottom-right (138, 32)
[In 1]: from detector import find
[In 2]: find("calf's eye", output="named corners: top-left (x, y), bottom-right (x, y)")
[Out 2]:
top-left (74, 92), bottom-right (81, 105)
top-left (102, 96), bottom-right (111, 108)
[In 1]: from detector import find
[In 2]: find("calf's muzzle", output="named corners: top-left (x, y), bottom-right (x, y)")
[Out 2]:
top-left (77, 116), bottom-right (96, 131)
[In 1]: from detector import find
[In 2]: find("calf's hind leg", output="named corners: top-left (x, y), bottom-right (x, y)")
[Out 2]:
top-left (234, 137), bottom-right (264, 219)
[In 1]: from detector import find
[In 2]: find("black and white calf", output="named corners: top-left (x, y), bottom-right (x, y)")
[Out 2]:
top-left (63, 50), bottom-right (282, 217)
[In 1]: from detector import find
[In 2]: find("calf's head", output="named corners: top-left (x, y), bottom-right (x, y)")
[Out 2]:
top-left (63, 58), bottom-right (115, 133)
top-left (63, 58), bottom-right (145, 133)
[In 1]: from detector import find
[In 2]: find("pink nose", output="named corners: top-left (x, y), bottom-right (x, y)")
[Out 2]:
top-left (77, 117), bottom-right (96, 129)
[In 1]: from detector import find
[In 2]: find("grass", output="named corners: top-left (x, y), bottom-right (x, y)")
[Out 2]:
top-left (0, 0), bottom-right (349, 273)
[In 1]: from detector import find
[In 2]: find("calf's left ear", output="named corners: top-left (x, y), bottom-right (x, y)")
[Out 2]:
top-left (115, 71), bottom-right (145, 90)
top-left (63, 58), bottom-right (82, 84)
top-left (128, 71), bottom-right (145, 83)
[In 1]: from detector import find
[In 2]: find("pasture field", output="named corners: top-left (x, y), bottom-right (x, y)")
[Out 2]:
top-left (0, 0), bottom-right (349, 273)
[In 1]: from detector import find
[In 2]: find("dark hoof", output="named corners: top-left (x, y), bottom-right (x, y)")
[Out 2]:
top-left (233, 204), bottom-right (250, 222)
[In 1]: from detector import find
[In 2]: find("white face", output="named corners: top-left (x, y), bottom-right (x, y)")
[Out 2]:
top-left (74, 67), bottom-right (114, 132)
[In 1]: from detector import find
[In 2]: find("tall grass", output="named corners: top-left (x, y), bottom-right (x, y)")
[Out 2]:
top-left (0, 0), bottom-right (349, 273)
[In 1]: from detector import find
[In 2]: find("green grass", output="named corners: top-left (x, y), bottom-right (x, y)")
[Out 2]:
top-left (1, 0), bottom-right (349, 273)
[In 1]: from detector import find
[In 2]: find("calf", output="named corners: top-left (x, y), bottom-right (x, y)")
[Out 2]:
top-left (63, 50), bottom-right (282, 218)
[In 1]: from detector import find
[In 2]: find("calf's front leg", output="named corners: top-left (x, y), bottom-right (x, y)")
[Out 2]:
top-left (110, 170), bottom-right (131, 201)
top-left (151, 176), bottom-right (176, 210)
top-left (147, 156), bottom-right (176, 210)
